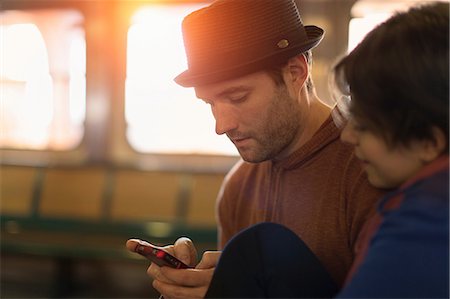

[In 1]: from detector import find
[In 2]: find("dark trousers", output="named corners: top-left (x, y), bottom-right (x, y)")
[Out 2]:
top-left (205, 222), bottom-right (339, 298)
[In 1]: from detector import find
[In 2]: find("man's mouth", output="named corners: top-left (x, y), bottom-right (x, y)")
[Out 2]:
top-left (230, 136), bottom-right (251, 146)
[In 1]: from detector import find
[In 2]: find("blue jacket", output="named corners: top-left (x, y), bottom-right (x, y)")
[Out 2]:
top-left (338, 156), bottom-right (449, 298)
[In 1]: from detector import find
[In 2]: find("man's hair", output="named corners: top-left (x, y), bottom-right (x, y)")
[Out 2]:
top-left (266, 50), bottom-right (315, 93)
top-left (333, 2), bottom-right (449, 149)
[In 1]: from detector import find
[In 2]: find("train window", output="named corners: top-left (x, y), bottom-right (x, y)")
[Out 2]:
top-left (348, 13), bottom-right (390, 52)
top-left (0, 9), bottom-right (85, 151)
top-left (348, 0), bottom-right (445, 51)
top-left (125, 4), bottom-right (238, 156)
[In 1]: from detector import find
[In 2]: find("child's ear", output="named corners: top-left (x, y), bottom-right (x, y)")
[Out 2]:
top-left (419, 126), bottom-right (447, 162)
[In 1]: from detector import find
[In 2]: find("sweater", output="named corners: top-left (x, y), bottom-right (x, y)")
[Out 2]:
top-left (216, 115), bottom-right (384, 286)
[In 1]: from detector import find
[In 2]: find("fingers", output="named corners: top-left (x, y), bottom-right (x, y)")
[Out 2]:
top-left (127, 237), bottom-right (196, 265)
top-left (126, 238), bottom-right (175, 256)
top-left (126, 238), bottom-right (175, 284)
top-left (126, 238), bottom-right (150, 252)
top-left (196, 251), bottom-right (221, 269)
top-left (126, 237), bottom-right (204, 299)
top-left (153, 280), bottom-right (208, 299)
top-left (153, 251), bottom-right (218, 297)
top-left (153, 268), bottom-right (215, 299)
top-left (174, 237), bottom-right (198, 267)
top-left (160, 267), bottom-right (214, 287)
top-left (147, 263), bottom-right (173, 284)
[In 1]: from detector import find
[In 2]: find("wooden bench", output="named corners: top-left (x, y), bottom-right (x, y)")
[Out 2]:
top-left (0, 164), bottom-right (224, 296)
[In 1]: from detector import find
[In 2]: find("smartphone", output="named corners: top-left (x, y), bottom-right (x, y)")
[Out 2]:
top-left (132, 241), bottom-right (191, 269)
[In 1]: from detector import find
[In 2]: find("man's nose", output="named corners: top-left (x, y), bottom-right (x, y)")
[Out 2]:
top-left (213, 104), bottom-right (238, 135)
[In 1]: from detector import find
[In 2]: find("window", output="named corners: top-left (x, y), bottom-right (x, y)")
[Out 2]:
top-left (348, 0), bottom-right (446, 52)
top-left (0, 10), bottom-right (86, 150)
top-left (348, 13), bottom-right (391, 52)
top-left (125, 4), bottom-right (238, 156)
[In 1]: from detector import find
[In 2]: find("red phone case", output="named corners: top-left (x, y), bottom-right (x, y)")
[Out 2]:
top-left (133, 243), bottom-right (190, 269)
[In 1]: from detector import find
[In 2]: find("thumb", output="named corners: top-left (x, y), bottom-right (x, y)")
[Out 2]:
top-left (174, 237), bottom-right (198, 267)
top-left (196, 251), bottom-right (221, 269)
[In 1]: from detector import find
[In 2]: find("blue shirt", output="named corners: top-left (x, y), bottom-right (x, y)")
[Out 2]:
top-left (338, 156), bottom-right (449, 298)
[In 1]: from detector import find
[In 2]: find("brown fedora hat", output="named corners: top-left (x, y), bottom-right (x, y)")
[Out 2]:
top-left (175, 0), bottom-right (324, 87)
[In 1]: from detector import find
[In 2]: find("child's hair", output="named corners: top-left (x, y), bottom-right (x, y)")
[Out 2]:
top-left (332, 2), bottom-right (449, 150)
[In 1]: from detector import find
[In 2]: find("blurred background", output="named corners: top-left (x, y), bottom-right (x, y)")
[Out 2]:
top-left (0, 0), bottom-right (443, 297)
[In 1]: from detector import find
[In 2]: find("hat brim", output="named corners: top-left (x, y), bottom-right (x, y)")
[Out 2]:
top-left (175, 25), bottom-right (324, 87)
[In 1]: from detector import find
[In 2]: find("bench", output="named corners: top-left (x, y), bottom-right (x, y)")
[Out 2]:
top-left (0, 164), bottom-right (224, 296)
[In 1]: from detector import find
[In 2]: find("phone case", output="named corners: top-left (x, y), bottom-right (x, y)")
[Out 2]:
top-left (134, 243), bottom-right (190, 269)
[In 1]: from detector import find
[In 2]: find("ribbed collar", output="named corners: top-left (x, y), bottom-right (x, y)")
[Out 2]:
top-left (272, 112), bottom-right (342, 170)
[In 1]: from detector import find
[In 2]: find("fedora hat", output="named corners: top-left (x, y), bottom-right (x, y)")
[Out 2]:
top-left (174, 0), bottom-right (324, 87)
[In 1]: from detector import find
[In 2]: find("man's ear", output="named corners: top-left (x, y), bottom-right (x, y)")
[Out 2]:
top-left (419, 126), bottom-right (447, 162)
top-left (286, 53), bottom-right (309, 88)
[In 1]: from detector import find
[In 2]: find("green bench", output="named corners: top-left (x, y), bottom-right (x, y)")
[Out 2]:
top-left (0, 164), bottom-right (222, 296)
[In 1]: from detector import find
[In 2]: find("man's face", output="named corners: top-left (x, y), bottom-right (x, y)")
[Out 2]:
top-left (194, 71), bottom-right (303, 162)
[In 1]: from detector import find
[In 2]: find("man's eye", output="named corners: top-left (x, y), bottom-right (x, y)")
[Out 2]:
top-left (230, 95), bottom-right (247, 102)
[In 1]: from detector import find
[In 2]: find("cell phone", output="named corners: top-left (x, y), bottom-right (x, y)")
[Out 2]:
top-left (132, 241), bottom-right (191, 269)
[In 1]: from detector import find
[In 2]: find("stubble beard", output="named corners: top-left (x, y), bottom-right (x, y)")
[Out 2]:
top-left (238, 85), bottom-right (301, 163)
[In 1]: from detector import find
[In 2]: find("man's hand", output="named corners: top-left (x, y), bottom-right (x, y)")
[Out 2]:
top-left (143, 237), bottom-right (220, 299)
top-left (126, 237), bottom-right (221, 298)
top-left (151, 251), bottom-right (221, 299)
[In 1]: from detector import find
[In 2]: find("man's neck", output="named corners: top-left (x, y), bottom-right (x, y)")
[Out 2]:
top-left (274, 97), bottom-right (332, 162)
top-left (297, 98), bottom-right (332, 147)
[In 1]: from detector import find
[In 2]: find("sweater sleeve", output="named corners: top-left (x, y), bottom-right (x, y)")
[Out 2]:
top-left (216, 160), bottom-right (244, 249)
top-left (337, 193), bottom-right (449, 298)
top-left (216, 180), bottom-right (232, 250)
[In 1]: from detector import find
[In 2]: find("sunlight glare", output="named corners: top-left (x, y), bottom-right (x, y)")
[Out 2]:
top-left (348, 13), bottom-right (391, 52)
top-left (1, 24), bottom-right (49, 81)
top-left (0, 23), bottom-right (53, 149)
top-left (69, 34), bottom-right (86, 125)
top-left (0, 10), bottom-right (86, 150)
top-left (125, 4), bottom-right (238, 155)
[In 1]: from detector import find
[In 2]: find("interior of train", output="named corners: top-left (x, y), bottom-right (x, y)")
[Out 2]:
top-left (0, 0), bottom-right (441, 297)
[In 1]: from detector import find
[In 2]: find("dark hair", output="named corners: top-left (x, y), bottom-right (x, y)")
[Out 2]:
top-left (333, 2), bottom-right (449, 149)
top-left (266, 50), bottom-right (315, 93)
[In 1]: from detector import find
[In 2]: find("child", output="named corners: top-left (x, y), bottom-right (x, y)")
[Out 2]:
top-left (204, 2), bottom-right (449, 298)
top-left (332, 1), bottom-right (449, 297)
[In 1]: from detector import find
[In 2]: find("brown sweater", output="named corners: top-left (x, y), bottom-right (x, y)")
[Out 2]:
top-left (216, 115), bottom-right (384, 286)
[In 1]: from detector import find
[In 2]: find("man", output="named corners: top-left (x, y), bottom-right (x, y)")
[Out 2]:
top-left (202, 3), bottom-right (450, 298)
top-left (127, 0), bottom-right (383, 298)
